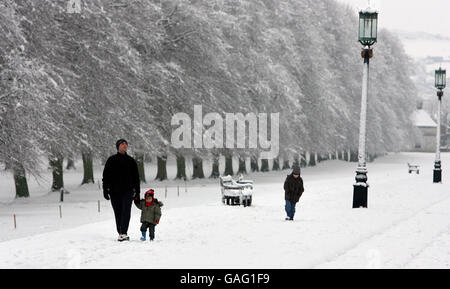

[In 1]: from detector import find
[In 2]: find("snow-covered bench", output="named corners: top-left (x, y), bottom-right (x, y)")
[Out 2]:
top-left (408, 163), bottom-right (420, 174)
top-left (219, 175), bottom-right (253, 207)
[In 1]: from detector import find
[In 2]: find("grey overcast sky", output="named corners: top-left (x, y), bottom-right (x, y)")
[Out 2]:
top-left (335, 0), bottom-right (450, 38)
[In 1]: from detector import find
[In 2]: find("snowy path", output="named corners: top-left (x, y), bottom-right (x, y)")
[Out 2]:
top-left (315, 195), bottom-right (450, 268)
top-left (1, 153), bottom-right (450, 268)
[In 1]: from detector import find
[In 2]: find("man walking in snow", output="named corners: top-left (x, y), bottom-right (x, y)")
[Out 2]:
top-left (283, 165), bottom-right (304, 221)
top-left (102, 139), bottom-right (140, 241)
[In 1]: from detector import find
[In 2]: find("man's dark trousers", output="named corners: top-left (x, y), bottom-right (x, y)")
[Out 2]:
top-left (110, 192), bottom-right (133, 235)
top-left (285, 200), bottom-right (296, 220)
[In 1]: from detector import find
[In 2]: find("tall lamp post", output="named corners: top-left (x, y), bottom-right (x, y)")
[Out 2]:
top-left (433, 67), bottom-right (446, 183)
top-left (353, 7), bottom-right (378, 208)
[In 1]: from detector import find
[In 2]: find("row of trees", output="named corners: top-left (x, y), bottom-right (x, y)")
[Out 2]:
top-left (0, 0), bottom-right (418, 198)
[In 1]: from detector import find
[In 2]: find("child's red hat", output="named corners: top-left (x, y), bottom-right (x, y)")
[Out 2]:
top-left (145, 189), bottom-right (154, 196)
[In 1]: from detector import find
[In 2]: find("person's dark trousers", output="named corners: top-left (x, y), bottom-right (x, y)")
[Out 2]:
top-left (285, 200), bottom-right (296, 220)
top-left (110, 192), bottom-right (133, 235)
top-left (140, 222), bottom-right (155, 240)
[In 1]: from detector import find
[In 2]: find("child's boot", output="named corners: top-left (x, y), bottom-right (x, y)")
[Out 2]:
top-left (140, 231), bottom-right (146, 241)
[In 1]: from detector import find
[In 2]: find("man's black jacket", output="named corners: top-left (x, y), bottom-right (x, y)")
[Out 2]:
top-left (102, 152), bottom-right (140, 196)
top-left (284, 174), bottom-right (304, 203)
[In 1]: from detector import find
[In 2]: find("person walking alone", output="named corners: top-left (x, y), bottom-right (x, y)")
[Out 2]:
top-left (283, 165), bottom-right (304, 221)
top-left (102, 139), bottom-right (140, 241)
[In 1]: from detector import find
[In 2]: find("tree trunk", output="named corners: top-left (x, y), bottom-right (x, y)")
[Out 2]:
top-left (350, 150), bottom-right (358, 162)
top-left (309, 152), bottom-right (316, 166)
top-left (192, 156), bottom-right (205, 179)
top-left (250, 156), bottom-right (259, 172)
top-left (210, 153), bottom-right (220, 178)
top-left (224, 153), bottom-right (234, 176)
top-left (82, 151), bottom-right (95, 184)
top-left (272, 157), bottom-right (280, 170)
top-left (50, 154), bottom-right (64, 191)
top-left (66, 157), bottom-right (76, 170)
top-left (293, 154), bottom-right (300, 167)
top-left (282, 157), bottom-right (290, 170)
top-left (261, 159), bottom-right (269, 172)
top-left (175, 155), bottom-right (187, 180)
top-left (144, 152), bottom-right (152, 163)
top-left (317, 153), bottom-right (325, 163)
top-left (13, 164), bottom-right (29, 198)
top-left (155, 155), bottom-right (168, 181)
top-left (135, 152), bottom-right (146, 183)
top-left (300, 152), bottom-right (307, 167)
top-left (238, 156), bottom-right (247, 175)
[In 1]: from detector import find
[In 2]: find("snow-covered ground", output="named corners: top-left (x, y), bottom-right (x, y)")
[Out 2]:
top-left (1, 152), bottom-right (450, 268)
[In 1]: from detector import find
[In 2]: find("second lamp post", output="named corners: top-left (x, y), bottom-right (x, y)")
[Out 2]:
top-left (353, 7), bottom-right (378, 208)
top-left (434, 67), bottom-right (446, 183)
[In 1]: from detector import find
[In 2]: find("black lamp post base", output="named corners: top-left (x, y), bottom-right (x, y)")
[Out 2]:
top-left (353, 167), bottom-right (368, 208)
top-left (353, 184), bottom-right (368, 208)
top-left (433, 169), bottom-right (442, 183)
top-left (434, 160), bottom-right (442, 183)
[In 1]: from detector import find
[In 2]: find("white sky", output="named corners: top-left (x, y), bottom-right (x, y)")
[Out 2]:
top-left (335, 0), bottom-right (450, 38)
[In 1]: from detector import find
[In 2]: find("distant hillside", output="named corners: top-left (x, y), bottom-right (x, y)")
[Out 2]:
top-left (393, 30), bottom-right (450, 42)
top-left (392, 30), bottom-right (450, 59)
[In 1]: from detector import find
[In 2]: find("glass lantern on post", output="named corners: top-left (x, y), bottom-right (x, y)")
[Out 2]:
top-left (435, 67), bottom-right (446, 91)
top-left (353, 7), bottom-right (378, 209)
top-left (358, 8), bottom-right (378, 47)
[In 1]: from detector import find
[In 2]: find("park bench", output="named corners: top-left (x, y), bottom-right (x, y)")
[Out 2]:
top-left (408, 163), bottom-right (420, 174)
top-left (219, 174), bottom-right (253, 207)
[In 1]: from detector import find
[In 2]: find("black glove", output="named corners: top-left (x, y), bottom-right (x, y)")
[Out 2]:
top-left (103, 189), bottom-right (110, 200)
top-left (133, 190), bottom-right (140, 201)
